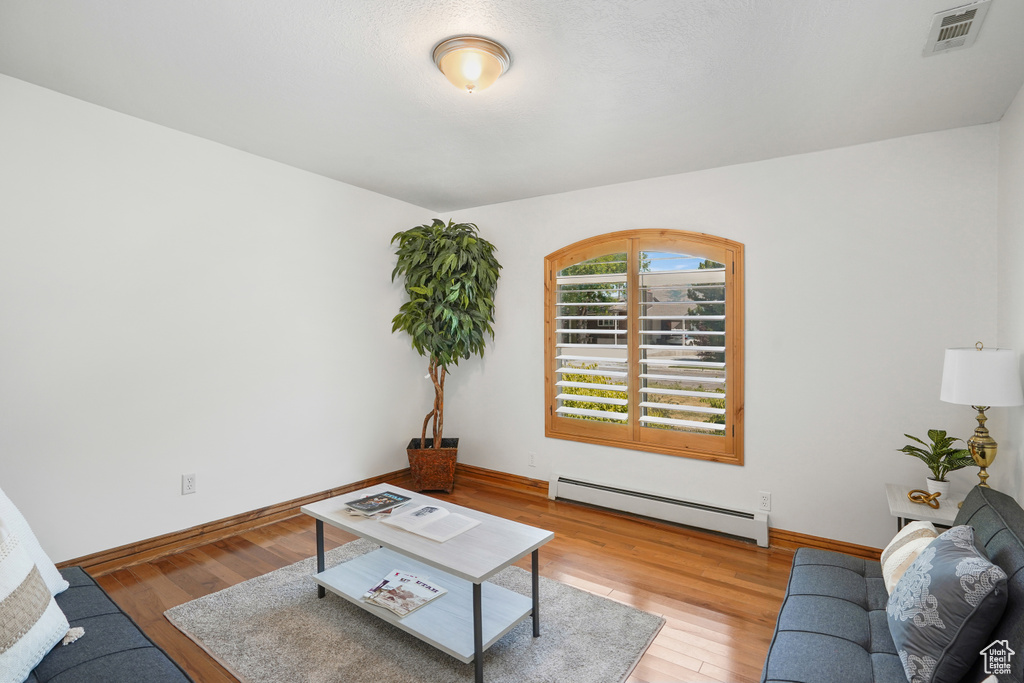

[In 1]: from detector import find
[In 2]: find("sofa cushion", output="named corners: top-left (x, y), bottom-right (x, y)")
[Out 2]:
top-left (881, 520), bottom-right (938, 594)
top-left (0, 486), bottom-right (68, 596)
top-left (31, 567), bottom-right (192, 682)
top-left (887, 525), bottom-right (1008, 683)
top-left (884, 537), bottom-right (934, 595)
top-left (0, 519), bottom-right (70, 683)
top-left (760, 548), bottom-right (906, 683)
top-left (763, 487), bottom-right (1024, 683)
top-left (881, 521), bottom-right (937, 565)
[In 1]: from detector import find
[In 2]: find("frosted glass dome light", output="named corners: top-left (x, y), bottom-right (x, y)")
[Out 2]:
top-left (432, 36), bottom-right (511, 94)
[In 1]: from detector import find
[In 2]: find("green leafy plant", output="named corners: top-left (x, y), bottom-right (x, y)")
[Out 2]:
top-left (391, 218), bottom-right (501, 449)
top-left (560, 363), bottom-right (627, 422)
top-left (898, 429), bottom-right (974, 482)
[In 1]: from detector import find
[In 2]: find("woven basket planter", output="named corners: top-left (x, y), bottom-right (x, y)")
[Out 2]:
top-left (406, 438), bottom-right (459, 493)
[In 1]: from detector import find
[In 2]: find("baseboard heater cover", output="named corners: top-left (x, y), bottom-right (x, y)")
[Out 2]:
top-left (550, 476), bottom-right (769, 547)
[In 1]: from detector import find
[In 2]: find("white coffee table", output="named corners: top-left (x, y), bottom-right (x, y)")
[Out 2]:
top-left (301, 484), bottom-right (554, 683)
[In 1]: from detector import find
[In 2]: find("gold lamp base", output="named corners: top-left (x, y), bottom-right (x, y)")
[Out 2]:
top-left (968, 405), bottom-right (997, 488)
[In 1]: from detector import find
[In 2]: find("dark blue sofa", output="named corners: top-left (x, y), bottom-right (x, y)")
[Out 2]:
top-left (27, 567), bottom-right (192, 682)
top-left (762, 485), bottom-right (1024, 683)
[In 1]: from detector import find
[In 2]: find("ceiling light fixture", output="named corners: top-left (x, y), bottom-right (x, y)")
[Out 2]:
top-left (432, 36), bottom-right (510, 94)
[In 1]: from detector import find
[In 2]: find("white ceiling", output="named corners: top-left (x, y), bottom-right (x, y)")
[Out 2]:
top-left (1, 0), bottom-right (1023, 212)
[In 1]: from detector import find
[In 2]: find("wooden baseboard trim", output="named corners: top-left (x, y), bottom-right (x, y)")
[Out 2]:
top-left (59, 461), bottom-right (879, 575)
top-left (770, 527), bottom-right (881, 560)
top-left (432, 465), bottom-right (885, 561)
top-left (454, 463), bottom-right (548, 495)
top-left (59, 468), bottom-right (415, 576)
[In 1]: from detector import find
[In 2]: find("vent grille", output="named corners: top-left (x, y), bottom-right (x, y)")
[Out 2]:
top-left (940, 8), bottom-right (976, 28)
top-left (924, 1), bottom-right (990, 56)
top-left (938, 19), bottom-right (972, 42)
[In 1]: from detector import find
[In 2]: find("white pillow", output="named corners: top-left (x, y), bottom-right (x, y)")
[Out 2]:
top-left (883, 536), bottom-right (935, 594)
top-left (0, 486), bottom-right (68, 596)
top-left (880, 520), bottom-right (938, 594)
top-left (0, 518), bottom-right (70, 683)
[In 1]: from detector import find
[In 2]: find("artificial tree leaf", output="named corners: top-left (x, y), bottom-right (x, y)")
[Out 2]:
top-left (390, 218), bottom-right (501, 447)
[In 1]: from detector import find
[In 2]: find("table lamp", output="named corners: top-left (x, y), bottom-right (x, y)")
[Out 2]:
top-left (940, 342), bottom-right (1024, 487)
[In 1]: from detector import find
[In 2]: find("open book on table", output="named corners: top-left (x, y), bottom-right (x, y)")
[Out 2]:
top-left (380, 504), bottom-right (481, 542)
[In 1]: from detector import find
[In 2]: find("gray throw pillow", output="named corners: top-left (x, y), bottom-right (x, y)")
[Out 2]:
top-left (887, 525), bottom-right (1008, 683)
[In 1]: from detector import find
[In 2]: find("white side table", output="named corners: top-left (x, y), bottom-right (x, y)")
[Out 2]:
top-left (886, 483), bottom-right (965, 531)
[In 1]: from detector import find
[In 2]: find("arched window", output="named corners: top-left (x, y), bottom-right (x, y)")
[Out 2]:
top-left (544, 230), bottom-right (744, 464)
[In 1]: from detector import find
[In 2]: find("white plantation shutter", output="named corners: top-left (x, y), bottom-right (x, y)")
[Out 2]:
top-left (637, 256), bottom-right (727, 434)
top-left (545, 231), bottom-right (744, 464)
top-left (553, 254), bottom-right (629, 424)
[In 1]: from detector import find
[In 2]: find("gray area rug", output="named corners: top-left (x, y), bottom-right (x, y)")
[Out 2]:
top-left (165, 539), bottom-right (663, 683)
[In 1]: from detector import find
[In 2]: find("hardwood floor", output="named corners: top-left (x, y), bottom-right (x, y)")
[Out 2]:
top-left (93, 473), bottom-right (795, 682)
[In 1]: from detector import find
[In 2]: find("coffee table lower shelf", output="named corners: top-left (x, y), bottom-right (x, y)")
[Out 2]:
top-left (313, 547), bottom-right (533, 663)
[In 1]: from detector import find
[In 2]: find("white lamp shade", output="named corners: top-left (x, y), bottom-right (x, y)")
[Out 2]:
top-left (940, 347), bottom-right (1024, 407)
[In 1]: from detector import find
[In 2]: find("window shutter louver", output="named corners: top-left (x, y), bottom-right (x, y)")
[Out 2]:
top-left (638, 253), bottom-right (727, 435)
top-left (554, 253), bottom-right (629, 424)
top-left (545, 230), bottom-right (744, 465)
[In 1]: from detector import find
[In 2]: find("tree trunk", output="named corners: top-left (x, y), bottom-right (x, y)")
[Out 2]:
top-left (420, 357), bottom-right (446, 449)
top-left (435, 365), bottom-right (446, 447)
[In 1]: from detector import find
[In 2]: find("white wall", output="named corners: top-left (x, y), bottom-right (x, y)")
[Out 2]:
top-left (0, 74), bottom-right (432, 562)
top-left (0, 71), bottom-right (1006, 559)
top-left (998, 82), bottom-right (1024, 498)
top-left (449, 126), bottom-right (1000, 549)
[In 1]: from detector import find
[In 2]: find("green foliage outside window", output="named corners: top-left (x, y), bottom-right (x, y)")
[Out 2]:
top-left (560, 364), bottom-right (627, 422)
top-left (644, 384), bottom-right (726, 433)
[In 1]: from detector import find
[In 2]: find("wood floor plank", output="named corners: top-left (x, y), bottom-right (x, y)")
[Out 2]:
top-left (83, 475), bottom-right (792, 682)
top-left (658, 625), bottom-right (769, 674)
top-left (176, 547), bottom-right (249, 586)
top-left (630, 655), bottom-right (720, 682)
top-left (699, 659), bottom-right (764, 683)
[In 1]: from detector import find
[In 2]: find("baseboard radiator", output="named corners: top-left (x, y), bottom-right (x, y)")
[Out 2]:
top-left (550, 476), bottom-right (769, 547)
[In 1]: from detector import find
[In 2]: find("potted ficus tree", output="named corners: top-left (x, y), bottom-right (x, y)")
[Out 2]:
top-left (391, 218), bottom-right (501, 492)
top-left (898, 429), bottom-right (975, 498)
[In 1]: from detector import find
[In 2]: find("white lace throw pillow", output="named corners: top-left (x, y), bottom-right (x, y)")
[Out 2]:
top-left (881, 521), bottom-right (938, 594)
top-left (0, 486), bottom-right (68, 596)
top-left (0, 518), bottom-right (73, 683)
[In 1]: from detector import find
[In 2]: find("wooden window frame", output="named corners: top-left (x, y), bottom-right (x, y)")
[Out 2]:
top-left (544, 229), bottom-right (745, 465)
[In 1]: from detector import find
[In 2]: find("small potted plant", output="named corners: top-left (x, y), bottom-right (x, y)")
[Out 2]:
top-left (391, 218), bottom-right (501, 492)
top-left (898, 429), bottom-right (975, 498)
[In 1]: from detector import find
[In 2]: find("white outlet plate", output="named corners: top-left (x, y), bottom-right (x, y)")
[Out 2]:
top-left (182, 473), bottom-right (196, 495)
top-left (528, 451), bottom-right (537, 467)
top-left (758, 491), bottom-right (771, 512)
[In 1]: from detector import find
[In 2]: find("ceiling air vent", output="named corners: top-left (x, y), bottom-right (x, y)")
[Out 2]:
top-left (924, 1), bottom-right (991, 56)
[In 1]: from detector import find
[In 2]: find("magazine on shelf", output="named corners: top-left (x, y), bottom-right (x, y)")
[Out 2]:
top-left (362, 569), bottom-right (447, 617)
top-left (343, 491), bottom-right (411, 516)
top-left (380, 504), bottom-right (481, 542)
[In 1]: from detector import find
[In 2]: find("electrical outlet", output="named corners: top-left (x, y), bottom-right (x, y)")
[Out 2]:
top-left (182, 473), bottom-right (196, 495)
top-left (528, 451), bottom-right (537, 468)
top-left (758, 491), bottom-right (771, 512)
